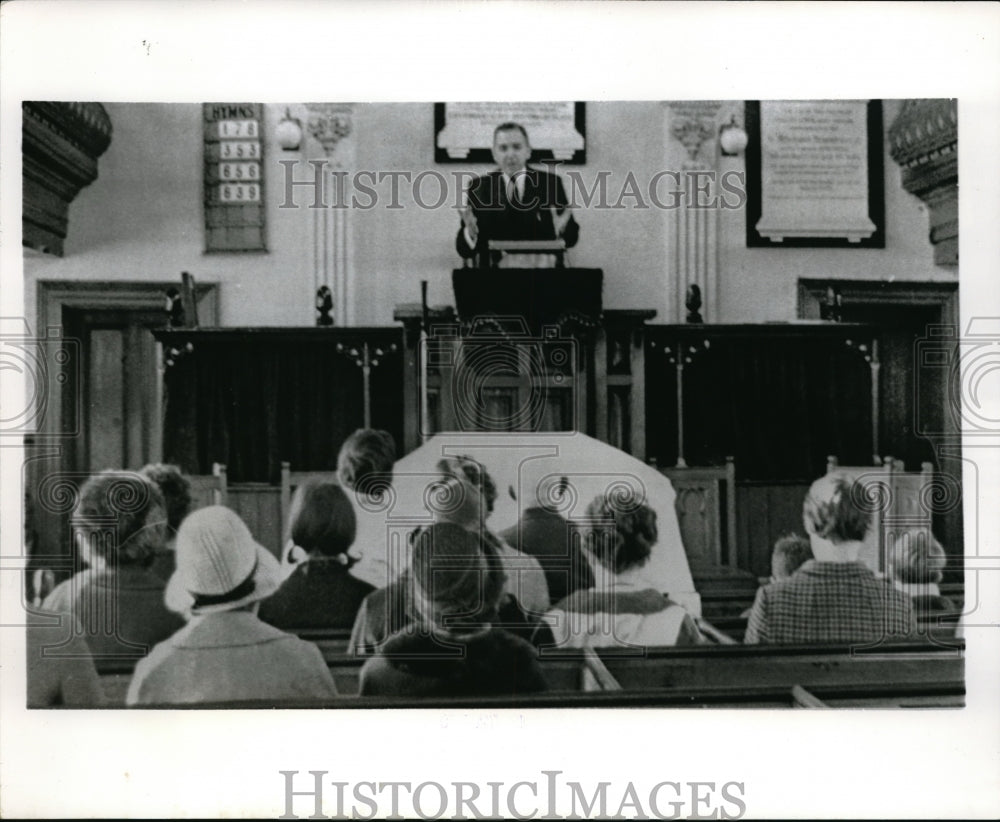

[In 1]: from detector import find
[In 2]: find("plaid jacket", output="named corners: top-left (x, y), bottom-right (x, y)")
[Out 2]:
top-left (744, 560), bottom-right (916, 645)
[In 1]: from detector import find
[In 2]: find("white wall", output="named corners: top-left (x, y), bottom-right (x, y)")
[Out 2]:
top-left (23, 100), bottom-right (956, 332)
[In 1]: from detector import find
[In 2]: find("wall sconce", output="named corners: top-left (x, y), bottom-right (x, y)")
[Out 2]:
top-left (719, 115), bottom-right (749, 156)
top-left (275, 107), bottom-right (303, 151)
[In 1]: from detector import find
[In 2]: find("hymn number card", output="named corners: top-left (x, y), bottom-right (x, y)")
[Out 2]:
top-left (203, 103), bottom-right (267, 251)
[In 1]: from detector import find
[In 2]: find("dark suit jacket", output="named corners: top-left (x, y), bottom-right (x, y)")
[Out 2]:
top-left (499, 507), bottom-right (594, 605)
top-left (456, 168), bottom-right (579, 265)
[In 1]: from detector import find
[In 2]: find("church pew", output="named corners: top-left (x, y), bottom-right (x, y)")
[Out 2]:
top-left (585, 641), bottom-right (963, 702)
top-left (93, 645), bottom-right (601, 706)
top-left (93, 639), bottom-right (964, 708)
top-left (293, 628), bottom-right (353, 656)
top-left (124, 675), bottom-right (963, 710)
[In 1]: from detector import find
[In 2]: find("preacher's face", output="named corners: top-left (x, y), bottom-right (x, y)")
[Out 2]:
top-left (492, 128), bottom-right (531, 176)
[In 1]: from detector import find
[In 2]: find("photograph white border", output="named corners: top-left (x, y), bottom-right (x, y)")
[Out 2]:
top-left (2, 1), bottom-right (998, 818)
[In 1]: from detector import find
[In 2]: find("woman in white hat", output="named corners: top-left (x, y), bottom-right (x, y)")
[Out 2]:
top-left (126, 506), bottom-right (337, 706)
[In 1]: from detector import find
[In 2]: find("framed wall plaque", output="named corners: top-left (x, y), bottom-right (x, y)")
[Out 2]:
top-left (745, 100), bottom-right (884, 248)
top-left (435, 102), bottom-right (586, 164)
top-left (203, 103), bottom-right (267, 252)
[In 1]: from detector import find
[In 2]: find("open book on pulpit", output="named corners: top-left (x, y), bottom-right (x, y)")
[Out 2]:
top-left (488, 239), bottom-right (567, 269)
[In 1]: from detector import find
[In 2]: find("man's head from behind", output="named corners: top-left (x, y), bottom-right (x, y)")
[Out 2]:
top-left (492, 122), bottom-right (531, 177)
top-left (802, 472), bottom-right (871, 545)
top-left (337, 429), bottom-right (396, 497)
top-left (771, 533), bottom-right (813, 581)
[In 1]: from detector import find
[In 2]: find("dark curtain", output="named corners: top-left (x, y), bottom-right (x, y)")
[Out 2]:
top-left (163, 334), bottom-right (404, 483)
top-left (645, 328), bottom-right (873, 481)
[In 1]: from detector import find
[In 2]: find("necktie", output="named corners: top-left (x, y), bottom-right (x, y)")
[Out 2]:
top-left (507, 176), bottom-right (520, 205)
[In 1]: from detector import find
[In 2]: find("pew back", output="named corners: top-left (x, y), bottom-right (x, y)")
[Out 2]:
top-left (97, 639), bottom-right (963, 709)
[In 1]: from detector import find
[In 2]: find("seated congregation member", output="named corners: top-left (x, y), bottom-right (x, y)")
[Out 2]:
top-left (43, 471), bottom-right (184, 657)
top-left (745, 472), bottom-right (916, 645)
top-left (740, 534), bottom-right (813, 619)
top-left (542, 495), bottom-right (705, 649)
top-left (259, 480), bottom-right (375, 630)
top-left (886, 528), bottom-right (955, 613)
top-left (336, 428), bottom-right (400, 589)
top-left (350, 546), bottom-right (554, 655)
top-left (128, 506), bottom-right (337, 705)
top-left (26, 609), bottom-right (103, 707)
top-left (349, 464), bottom-right (554, 654)
top-left (770, 533), bottom-right (814, 580)
top-left (436, 455), bottom-right (550, 615)
top-left (499, 474), bottom-right (594, 606)
top-left (139, 463), bottom-right (192, 583)
top-left (358, 523), bottom-right (547, 697)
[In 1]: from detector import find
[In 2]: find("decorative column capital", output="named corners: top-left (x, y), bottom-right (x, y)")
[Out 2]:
top-left (305, 103), bottom-right (354, 158)
top-left (667, 101), bottom-right (723, 166)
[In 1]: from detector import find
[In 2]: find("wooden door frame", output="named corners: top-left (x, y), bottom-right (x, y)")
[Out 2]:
top-left (34, 280), bottom-right (219, 445)
top-left (797, 279), bottom-right (958, 325)
top-left (797, 278), bottom-right (959, 447)
top-left (28, 281), bottom-right (219, 561)
top-left (797, 278), bottom-right (962, 571)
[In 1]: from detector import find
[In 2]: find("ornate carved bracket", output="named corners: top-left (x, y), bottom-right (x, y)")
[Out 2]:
top-left (305, 103), bottom-right (354, 158)
top-left (888, 99), bottom-right (957, 266)
top-left (670, 117), bottom-right (715, 163)
top-left (22, 102), bottom-right (113, 256)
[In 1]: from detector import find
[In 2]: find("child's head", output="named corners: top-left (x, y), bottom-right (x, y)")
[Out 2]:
top-left (288, 479), bottom-right (357, 561)
top-left (887, 529), bottom-right (946, 585)
top-left (770, 533), bottom-right (813, 580)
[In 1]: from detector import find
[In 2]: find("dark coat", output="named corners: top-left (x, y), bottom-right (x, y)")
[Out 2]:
top-left (456, 168), bottom-right (579, 265)
top-left (349, 571), bottom-right (553, 655)
top-left (258, 558), bottom-right (375, 631)
top-left (499, 507), bottom-right (594, 605)
top-left (359, 626), bottom-right (548, 698)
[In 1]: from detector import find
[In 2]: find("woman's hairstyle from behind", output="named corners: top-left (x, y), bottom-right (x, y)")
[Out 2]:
top-left (437, 455), bottom-right (498, 515)
top-left (336, 429), bottom-right (396, 496)
top-left (584, 494), bottom-right (658, 574)
top-left (802, 472), bottom-right (871, 544)
top-left (288, 479), bottom-right (357, 561)
top-left (73, 470), bottom-right (167, 567)
top-left (409, 522), bottom-right (505, 631)
top-left (887, 529), bottom-right (947, 585)
top-left (139, 463), bottom-right (191, 534)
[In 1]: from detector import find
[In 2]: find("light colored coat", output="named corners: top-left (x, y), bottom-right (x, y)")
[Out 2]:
top-left (126, 611), bottom-right (337, 706)
top-left (543, 567), bottom-right (704, 649)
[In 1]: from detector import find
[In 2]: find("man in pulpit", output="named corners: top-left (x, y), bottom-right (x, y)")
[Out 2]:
top-left (456, 122), bottom-right (579, 268)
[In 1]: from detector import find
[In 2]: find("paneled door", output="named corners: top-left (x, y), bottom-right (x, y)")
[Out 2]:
top-left (61, 306), bottom-right (165, 472)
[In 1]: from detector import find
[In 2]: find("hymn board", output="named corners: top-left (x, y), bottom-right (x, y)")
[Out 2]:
top-left (202, 103), bottom-right (267, 251)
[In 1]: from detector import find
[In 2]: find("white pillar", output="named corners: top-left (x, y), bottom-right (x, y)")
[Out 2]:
top-left (306, 103), bottom-right (355, 326)
top-left (664, 101), bottom-right (729, 323)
